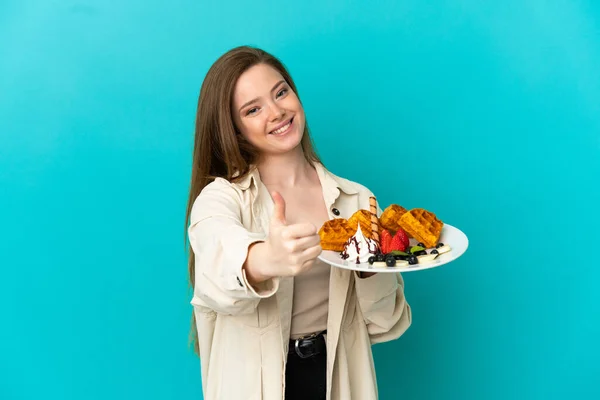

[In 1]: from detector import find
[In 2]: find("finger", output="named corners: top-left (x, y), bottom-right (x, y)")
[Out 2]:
top-left (271, 191), bottom-right (287, 225)
top-left (287, 234), bottom-right (321, 253)
top-left (295, 243), bottom-right (322, 265)
top-left (302, 258), bottom-right (317, 269)
top-left (285, 242), bottom-right (320, 269)
top-left (291, 258), bottom-right (317, 276)
top-left (300, 258), bottom-right (317, 273)
top-left (282, 223), bottom-right (317, 239)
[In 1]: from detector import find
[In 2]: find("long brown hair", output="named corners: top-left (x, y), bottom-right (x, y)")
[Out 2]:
top-left (184, 46), bottom-right (322, 354)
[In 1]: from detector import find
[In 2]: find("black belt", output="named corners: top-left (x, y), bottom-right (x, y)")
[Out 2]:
top-left (288, 330), bottom-right (327, 359)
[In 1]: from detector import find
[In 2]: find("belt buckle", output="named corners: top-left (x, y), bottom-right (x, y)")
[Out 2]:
top-left (294, 332), bottom-right (319, 359)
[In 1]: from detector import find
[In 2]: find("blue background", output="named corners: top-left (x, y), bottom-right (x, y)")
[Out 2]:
top-left (1, 1), bottom-right (599, 399)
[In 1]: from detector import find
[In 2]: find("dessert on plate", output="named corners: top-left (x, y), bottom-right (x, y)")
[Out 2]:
top-left (379, 204), bottom-right (407, 233)
top-left (396, 208), bottom-right (443, 249)
top-left (318, 196), bottom-right (452, 268)
top-left (318, 218), bottom-right (354, 252)
top-left (318, 209), bottom-right (382, 252)
top-left (340, 223), bottom-right (378, 264)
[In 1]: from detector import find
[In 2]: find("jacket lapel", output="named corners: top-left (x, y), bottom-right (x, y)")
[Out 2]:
top-left (313, 163), bottom-right (356, 398)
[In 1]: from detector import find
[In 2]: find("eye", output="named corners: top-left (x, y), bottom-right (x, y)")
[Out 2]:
top-left (246, 107), bottom-right (259, 115)
top-left (276, 87), bottom-right (288, 98)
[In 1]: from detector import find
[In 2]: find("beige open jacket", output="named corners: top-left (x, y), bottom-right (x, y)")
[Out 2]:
top-left (188, 162), bottom-right (412, 400)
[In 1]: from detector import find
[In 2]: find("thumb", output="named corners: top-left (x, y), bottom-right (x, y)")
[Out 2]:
top-left (271, 191), bottom-right (287, 225)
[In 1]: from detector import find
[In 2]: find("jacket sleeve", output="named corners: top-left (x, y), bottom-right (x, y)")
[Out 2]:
top-left (353, 186), bottom-right (412, 343)
top-left (354, 272), bottom-right (412, 344)
top-left (188, 179), bottom-right (279, 316)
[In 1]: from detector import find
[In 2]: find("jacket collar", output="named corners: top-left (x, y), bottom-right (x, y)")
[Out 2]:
top-left (231, 162), bottom-right (358, 196)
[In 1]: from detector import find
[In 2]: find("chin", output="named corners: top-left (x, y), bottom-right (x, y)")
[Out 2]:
top-left (262, 135), bottom-right (303, 156)
top-left (272, 139), bottom-right (303, 155)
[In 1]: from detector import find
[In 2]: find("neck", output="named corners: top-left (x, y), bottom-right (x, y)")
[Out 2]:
top-left (257, 148), bottom-right (315, 188)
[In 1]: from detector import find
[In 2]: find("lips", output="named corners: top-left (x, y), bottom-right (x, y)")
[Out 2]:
top-left (269, 117), bottom-right (293, 135)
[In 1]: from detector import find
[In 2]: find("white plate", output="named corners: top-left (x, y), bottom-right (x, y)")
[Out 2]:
top-left (318, 224), bottom-right (468, 273)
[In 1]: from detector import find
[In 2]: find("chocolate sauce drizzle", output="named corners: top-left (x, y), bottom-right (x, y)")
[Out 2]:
top-left (340, 235), bottom-right (378, 264)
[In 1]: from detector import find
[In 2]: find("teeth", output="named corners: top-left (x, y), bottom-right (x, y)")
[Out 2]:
top-left (271, 121), bottom-right (291, 135)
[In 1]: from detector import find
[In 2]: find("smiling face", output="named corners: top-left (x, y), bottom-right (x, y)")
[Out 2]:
top-left (232, 63), bottom-right (306, 157)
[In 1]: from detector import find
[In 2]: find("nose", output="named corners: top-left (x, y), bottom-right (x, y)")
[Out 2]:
top-left (268, 103), bottom-right (285, 121)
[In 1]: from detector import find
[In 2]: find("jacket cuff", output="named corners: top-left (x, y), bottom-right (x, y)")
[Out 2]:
top-left (354, 271), bottom-right (399, 302)
top-left (241, 267), bottom-right (280, 298)
top-left (231, 233), bottom-right (279, 298)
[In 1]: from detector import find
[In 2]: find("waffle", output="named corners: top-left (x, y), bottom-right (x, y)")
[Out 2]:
top-left (379, 204), bottom-right (408, 233)
top-left (318, 218), bottom-right (354, 252)
top-left (348, 209), bottom-right (382, 240)
top-left (397, 208), bottom-right (443, 248)
top-left (319, 209), bottom-right (382, 251)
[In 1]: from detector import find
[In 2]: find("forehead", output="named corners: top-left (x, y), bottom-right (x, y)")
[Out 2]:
top-left (233, 64), bottom-right (285, 106)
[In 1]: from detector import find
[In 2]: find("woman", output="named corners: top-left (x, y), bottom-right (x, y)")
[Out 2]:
top-left (185, 45), bottom-right (411, 400)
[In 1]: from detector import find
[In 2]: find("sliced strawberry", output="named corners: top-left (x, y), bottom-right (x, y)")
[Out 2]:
top-left (389, 232), bottom-right (406, 252)
top-left (395, 227), bottom-right (410, 249)
top-left (380, 229), bottom-right (392, 254)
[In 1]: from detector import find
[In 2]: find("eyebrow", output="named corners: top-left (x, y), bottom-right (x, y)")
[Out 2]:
top-left (238, 80), bottom-right (287, 112)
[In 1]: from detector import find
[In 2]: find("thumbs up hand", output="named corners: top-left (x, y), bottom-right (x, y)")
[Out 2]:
top-left (261, 191), bottom-right (323, 277)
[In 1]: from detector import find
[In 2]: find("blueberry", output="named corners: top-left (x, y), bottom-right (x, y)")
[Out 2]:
top-left (408, 255), bottom-right (418, 265)
top-left (417, 242), bottom-right (425, 248)
top-left (376, 254), bottom-right (385, 262)
top-left (394, 254), bottom-right (409, 260)
top-left (386, 257), bottom-right (396, 267)
top-left (415, 250), bottom-right (427, 256)
top-left (368, 256), bottom-right (375, 264)
top-left (436, 243), bottom-right (444, 248)
top-left (431, 249), bottom-right (439, 255)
